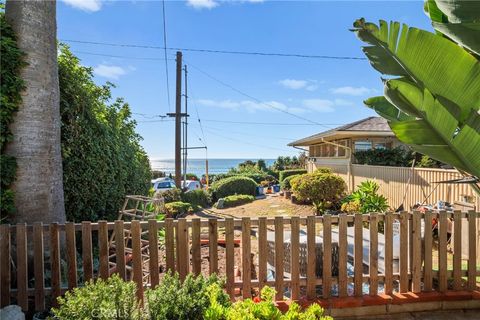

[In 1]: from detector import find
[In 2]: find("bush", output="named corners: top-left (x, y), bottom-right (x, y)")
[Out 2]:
top-left (242, 173), bottom-right (275, 184)
top-left (211, 176), bottom-right (257, 200)
top-left (222, 195), bottom-right (255, 208)
top-left (52, 274), bottom-right (141, 320)
top-left (279, 169), bottom-right (307, 182)
top-left (281, 174), bottom-right (302, 190)
top-left (291, 172), bottom-right (346, 215)
top-left (161, 188), bottom-right (182, 203)
top-left (146, 272), bottom-right (230, 320)
top-left (314, 167), bottom-right (332, 174)
top-left (165, 201), bottom-right (193, 217)
top-left (353, 147), bottom-right (413, 167)
top-left (341, 180), bottom-right (389, 214)
top-left (181, 189), bottom-right (211, 208)
top-left (186, 173), bottom-right (200, 181)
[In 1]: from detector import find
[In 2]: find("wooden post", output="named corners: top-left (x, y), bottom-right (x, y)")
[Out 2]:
top-left (149, 219), bottom-right (160, 288)
top-left (354, 214), bottom-right (363, 297)
top-left (322, 214), bottom-right (332, 299)
top-left (452, 211), bottom-right (462, 291)
top-left (438, 211), bottom-right (448, 292)
top-left (399, 211), bottom-right (409, 292)
top-left (412, 211), bottom-right (422, 293)
top-left (33, 223), bottom-right (45, 311)
top-left (384, 212), bottom-right (393, 295)
top-left (338, 214), bottom-right (348, 297)
top-left (290, 216), bottom-right (300, 300)
top-left (0, 225), bottom-right (11, 308)
top-left (225, 218), bottom-right (235, 299)
top-left (242, 217), bottom-right (251, 299)
top-left (16, 224), bottom-right (28, 311)
top-left (208, 219), bottom-right (218, 274)
top-left (165, 218), bottom-right (175, 272)
top-left (258, 217), bottom-right (267, 289)
top-left (423, 211), bottom-right (433, 291)
top-left (274, 217), bottom-right (284, 301)
top-left (114, 220), bottom-right (126, 280)
top-left (65, 222), bottom-right (78, 290)
top-left (98, 221), bottom-right (109, 279)
top-left (82, 221), bottom-right (93, 281)
top-left (50, 223), bottom-right (61, 306)
top-left (468, 211), bottom-right (477, 290)
top-left (177, 218), bottom-right (189, 280)
top-left (369, 213), bottom-right (378, 296)
top-left (131, 221), bottom-right (144, 301)
top-left (191, 219), bottom-right (201, 276)
top-left (306, 216), bottom-right (316, 299)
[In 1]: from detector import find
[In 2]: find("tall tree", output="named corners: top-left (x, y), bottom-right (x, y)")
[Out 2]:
top-left (5, 0), bottom-right (66, 224)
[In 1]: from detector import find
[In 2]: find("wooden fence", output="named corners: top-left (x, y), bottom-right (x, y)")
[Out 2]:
top-left (0, 212), bottom-right (479, 314)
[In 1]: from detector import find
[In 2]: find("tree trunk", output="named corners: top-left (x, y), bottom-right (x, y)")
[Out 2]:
top-left (5, 0), bottom-right (66, 224)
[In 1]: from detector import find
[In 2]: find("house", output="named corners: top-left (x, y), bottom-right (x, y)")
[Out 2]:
top-left (288, 116), bottom-right (404, 167)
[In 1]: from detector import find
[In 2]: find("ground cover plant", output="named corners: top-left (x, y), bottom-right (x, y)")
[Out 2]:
top-left (221, 194), bottom-right (255, 208)
top-left (164, 201), bottom-right (194, 217)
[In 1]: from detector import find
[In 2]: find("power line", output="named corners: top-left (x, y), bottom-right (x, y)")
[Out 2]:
top-left (185, 60), bottom-right (333, 128)
top-left (203, 125), bottom-right (293, 141)
top-left (71, 50), bottom-right (174, 61)
top-left (161, 0), bottom-right (172, 112)
top-left (61, 39), bottom-right (366, 60)
top-left (202, 119), bottom-right (343, 126)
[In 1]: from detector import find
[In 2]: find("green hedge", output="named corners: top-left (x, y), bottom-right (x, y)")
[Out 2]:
top-left (165, 201), bottom-right (193, 218)
top-left (280, 174), bottom-right (302, 190)
top-left (211, 176), bottom-right (257, 200)
top-left (279, 169), bottom-right (307, 182)
top-left (181, 189), bottom-right (211, 208)
top-left (222, 195), bottom-right (255, 208)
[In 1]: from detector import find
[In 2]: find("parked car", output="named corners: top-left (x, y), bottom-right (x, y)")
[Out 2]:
top-left (151, 178), bottom-right (176, 193)
top-left (182, 180), bottom-right (202, 192)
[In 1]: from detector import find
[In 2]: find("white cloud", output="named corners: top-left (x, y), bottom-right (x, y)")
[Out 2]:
top-left (333, 98), bottom-right (354, 106)
top-left (62, 0), bottom-right (102, 12)
top-left (93, 64), bottom-right (128, 80)
top-left (302, 99), bottom-right (335, 113)
top-left (330, 86), bottom-right (372, 96)
top-left (196, 99), bottom-right (306, 114)
top-left (187, 0), bottom-right (219, 9)
top-left (278, 79), bottom-right (319, 91)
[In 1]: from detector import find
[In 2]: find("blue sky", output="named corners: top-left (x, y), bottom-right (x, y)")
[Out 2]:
top-left (57, 0), bottom-right (433, 159)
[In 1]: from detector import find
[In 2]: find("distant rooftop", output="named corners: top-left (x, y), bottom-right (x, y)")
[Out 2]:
top-left (288, 116), bottom-right (393, 146)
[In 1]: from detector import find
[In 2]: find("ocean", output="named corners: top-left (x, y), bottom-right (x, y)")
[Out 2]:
top-left (150, 158), bottom-right (275, 177)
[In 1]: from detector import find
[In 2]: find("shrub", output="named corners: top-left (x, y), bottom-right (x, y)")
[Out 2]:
top-left (146, 272), bottom-right (230, 320)
top-left (279, 169), bottom-right (307, 182)
top-left (52, 274), bottom-right (141, 320)
top-left (161, 188), bottom-right (182, 203)
top-left (164, 201), bottom-right (193, 217)
top-left (211, 176), bottom-right (257, 200)
top-left (291, 172), bottom-right (346, 215)
top-left (341, 180), bottom-right (389, 214)
top-left (353, 147), bottom-right (413, 167)
top-left (222, 195), bottom-right (255, 208)
top-left (186, 173), bottom-right (200, 181)
top-left (281, 174), bottom-right (302, 190)
top-left (181, 189), bottom-right (211, 208)
top-left (314, 167), bottom-right (332, 174)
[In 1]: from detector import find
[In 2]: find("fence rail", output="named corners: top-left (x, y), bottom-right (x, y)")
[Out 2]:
top-left (0, 211), bottom-right (479, 313)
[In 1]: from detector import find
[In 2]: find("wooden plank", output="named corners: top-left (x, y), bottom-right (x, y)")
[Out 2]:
top-left (242, 217), bottom-right (252, 299)
top-left (98, 221), bottom-right (109, 279)
top-left (369, 213), bottom-right (378, 296)
top-left (408, 212), bottom-right (413, 289)
top-left (306, 216), bottom-right (316, 299)
top-left (191, 219), bottom-right (202, 276)
top-left (354, 214), bottom-right (363, 297)
top-left (411, 211), bottom-right (422, 293)
top-left (177, 218), bottom-right (189, 280)
top-left (208, 218), bottom-right (218, 274)
top-left (399, 211), bottom-right (409, 293)
top-left (50, 223), bottom-right (61, 306)
top-left (131, 220), bottom-right (144, 301)
top-left (258, 217), bottom-right (267, 290)
top-left (290, 216), bottom-right (300, 300)
top-left (339, 214), bottom-right (348, 297)
top-left (225, 218), bottom-right (235, 299)
top-left (65, 222), bottom-right (77, 290)
top-left (0, 225), bottom-right (11, 307)
top-left (33, 223), bottom-right (45, 311)
top-left (452, 210), bottom-right (462, 291)
top-left (468, 211), bottom-right (477, 290)
top-left (164, 218), bottom-right (175, 272)
top-left (82, 221), bottom-right (93, 281)
top-left (114, 220), bottom-right (126, 280)
top-left (384, 212), bottom-right (393, 295)
top-left (274, 216), bottom-right (284, 301)
top-left (423, 211), bottom-right (433, 291)
top-left (16, 224), bottom-right (28, 311)
top-left (322, 214), bottom-right (332, 299)
top-left (438, 210), bottom-right (448, 293)
top-left (149, 219), bottom-right (160, 288)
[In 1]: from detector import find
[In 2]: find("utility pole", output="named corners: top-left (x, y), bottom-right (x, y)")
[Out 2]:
top-left (174, 51), bottom-right (182, 188)
top-left (183, 64), bottom-right (188, 185)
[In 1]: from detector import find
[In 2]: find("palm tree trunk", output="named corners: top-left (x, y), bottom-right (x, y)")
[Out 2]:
top-left (5, 0), bottom-right (66, 224)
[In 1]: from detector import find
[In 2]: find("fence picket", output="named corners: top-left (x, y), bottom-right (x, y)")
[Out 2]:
top-left (114, 220), bottom-right (126, 280)
top-left (412, 212), bottom-right (422, 293)
top-left (164, 218), bottom-right (175, 272)
top-left (306, 216), bottom-right (316, 299)
top-left (399, 211), bottom-right (409, 292)
top-left (177, 218), bottom-right (189, 280)
top-left (438, 211), bottom-right (448, 293)
top-left (82, 221), bottom-right (93, 281)
top-left (354, 214), bottom-right (363, 297)
top-left (131, 220), bottom-right (144, 300)
top-left (0, 225), bottom-right (10, 308)
top-left (453, 211), bottom-right (462, 291)
top-left (98, 221), bottom-right (109, 279)
top-left (149, 219), bottom-right (159, 288)
top-left (274, 216), bottom-right (284, 301)
top-left (50, 223), bottom-right (61, 306)
top-left (16, 223), bottom-right (28, 311)
top-left (208, 219), bottom-right (218, 274)
top-left (258, 217), bottom-right (267, 289)
top-left (423, 211), bottom-right (433, 291)
top-left (369, 213), bottom-right (378, 296)
top-left (225, 218), bottom-right (235, 299)
top-left (192, 219), bottom-right (202, 276)
top-left (65, 222), bottom-right (78, 290)
top-left (33, 223), bottom-right (45, 311)
top-left (323, 214), bottom-right (332, 299)
top-left (339, 214), bottom-right (348, 297)
top-left (384, 212), bottom-right (393, 295)
top-left (242, 217), bottom-right (252, 299)
top-left (468, 211), bottom-right (477, 290)
top-left (290, 216), bottom-right (300, 300)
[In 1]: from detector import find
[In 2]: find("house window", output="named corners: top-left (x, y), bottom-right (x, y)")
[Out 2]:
top-left (337, 140), bottom-right (346, 157)
top-left (354, 140), bottom-right (372, 151)
top-left (375, 143), bottom-right (386, 149)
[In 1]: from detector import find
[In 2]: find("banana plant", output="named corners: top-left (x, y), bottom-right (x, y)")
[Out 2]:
top-left (351, 13), bottom-right (480, 181)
